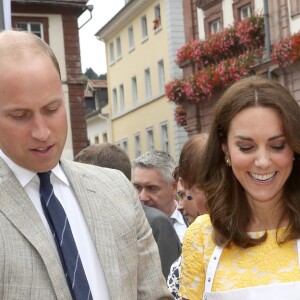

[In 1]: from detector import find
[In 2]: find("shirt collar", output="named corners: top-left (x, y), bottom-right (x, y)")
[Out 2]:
top-left (0, 150), bottom-right (69, 187)
top-left (170, 203), bottom-right (185, 225)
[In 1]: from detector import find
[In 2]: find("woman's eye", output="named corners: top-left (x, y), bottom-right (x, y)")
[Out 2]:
top-left (271, 144), bottom-right (285, 151)
top-left (238, 145), bottom-right (253, 152)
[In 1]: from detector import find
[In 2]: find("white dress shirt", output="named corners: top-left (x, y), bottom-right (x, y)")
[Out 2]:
top-left (170, 201), bottom-right (187, 243)
top-left (0, 150), bottom-right (110, 300)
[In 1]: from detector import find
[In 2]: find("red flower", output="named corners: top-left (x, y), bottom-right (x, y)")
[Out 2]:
top-left (153, 18), bottom-right (160, 30)
top-left (166, 14), bottom-right (265, 126)
top-left (175, 14), bottom-right (264, 68)
top-left (271, 31), bottom-right (300, 66)
top-left (174, 105), bottom-right (187, 126)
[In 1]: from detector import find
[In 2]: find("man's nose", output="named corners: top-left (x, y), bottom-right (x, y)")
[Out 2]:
top-left (139, 188), bottom-right (150, 202)
top-left (31, 116), bottom-right (51, 141)
top-left (177, 199), bottom-right (184, 211)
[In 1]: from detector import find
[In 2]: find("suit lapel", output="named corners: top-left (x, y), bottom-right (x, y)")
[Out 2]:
top-left (0, 159), bottom-right (71, 299)
top-left (61, 160), bottom-right (121, 297)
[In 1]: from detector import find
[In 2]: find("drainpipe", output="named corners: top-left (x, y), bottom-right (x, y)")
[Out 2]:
top-left (0, 0), bottom-right (11, 30)
top-left (0, 3), bottom-right (4, 30)
top-left (263, 0), bottom-right (272, 79)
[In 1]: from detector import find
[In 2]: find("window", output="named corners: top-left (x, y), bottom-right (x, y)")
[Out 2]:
top-left (141, 15), bottom-right (148, 41)
top-left (128, 26), bottom-right (135, 51)
top-left (240, 4), bottom-right (252, 20)
top-left (123, 140), bottom-right (128, 153)
top-left (116, 139), bottom-right (128, 153)
top-left (147, 128), bottom-right (155, 151)
top-left (199, 1), bottom-right (223, 37)
top-left (134, 133), bottom-right (141, 158)
top-left (160, 123), bottom-right (169, 153)
top-left (154, 4), bottom-right (161, 30)
top-left (102, 132), bottom-right (108, 143)
top-left (116, 37), bottom-right (122, 59)
top-left (109, 42), bottom-right (115, 64)
top-left (16, 22), bottom-right (43, 39)
top-left (210, 19), bottom-right (221, 34)
top-left (290, 0), bottom-right (300, 16)
top-left (13, 17), bottom-right (49, 43)
top-left (132, 76), bottom-right (138, 104)
top-left (158, 60), bottom-right (165, 93)
top-left (119, 84), bottom-right (125, 112)
top-left (232, 1), bottom-right (253, 22)
top-left (112, 88), bottom-right (118, 114)
top-left (144, 68), bottom-right (152, 99)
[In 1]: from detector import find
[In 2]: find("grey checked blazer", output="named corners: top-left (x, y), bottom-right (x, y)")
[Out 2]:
top-left (0, 158), bottom-right (172, 300)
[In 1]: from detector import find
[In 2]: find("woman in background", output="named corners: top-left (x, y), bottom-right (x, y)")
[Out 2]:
top-left (168, 134), bottom-right (208, 299)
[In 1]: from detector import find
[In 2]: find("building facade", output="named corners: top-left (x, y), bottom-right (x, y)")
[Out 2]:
top-left (177, 0), bottom-right (300, 135)
top-left (96, 0), bottom-right (188, 161)
top-left (84, 79), bottom-right (111, 145)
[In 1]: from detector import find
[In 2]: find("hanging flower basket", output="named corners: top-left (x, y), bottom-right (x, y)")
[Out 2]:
top-left (271, 31), bottom-right (300, 66)
top-left (175, 14), bottom-right (264, 68)
top-left (165, 14), bottom-right (266, 126)
top-left (175, 105), bottom-right (187, 126)
top-left (166, 49), bottom-right (262, 105)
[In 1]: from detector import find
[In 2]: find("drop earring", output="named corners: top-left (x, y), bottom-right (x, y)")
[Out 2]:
top-left (225, 155), bottom-right (231, 167)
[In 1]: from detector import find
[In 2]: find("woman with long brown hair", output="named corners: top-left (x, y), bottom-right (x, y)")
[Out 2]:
top-left (180, 76), bottom-right (300, 300)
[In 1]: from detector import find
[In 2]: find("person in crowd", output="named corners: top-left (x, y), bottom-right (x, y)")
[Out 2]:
top-left (74, 143), bottom-right (132, 180)
top-left (132, 150), bottom-right (188, 242)
top-left (0, 30), bottom-right (172, 299)
top-left (176, 179), bottom-right (196, 225)
top-left (143, 204), bottom-right (182, 279)
top-left (177, 134), bottom-right (208, 224)
top-left (180, 76), bottom-right (300, 300)
top-left (168, 134), bottom-right (208, 299)
top-left (75, 143), bottom-right (181, 280)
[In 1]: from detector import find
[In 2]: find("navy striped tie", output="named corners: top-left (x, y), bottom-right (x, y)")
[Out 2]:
top-left (38, 172), bottom-right (92, 300)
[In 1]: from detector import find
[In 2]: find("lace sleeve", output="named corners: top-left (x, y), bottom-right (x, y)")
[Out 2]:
top-left (179, 215), bottom-right (210, 300)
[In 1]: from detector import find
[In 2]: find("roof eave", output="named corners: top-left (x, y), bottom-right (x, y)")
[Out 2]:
top-left (96, 0), bottom-right (152, 41)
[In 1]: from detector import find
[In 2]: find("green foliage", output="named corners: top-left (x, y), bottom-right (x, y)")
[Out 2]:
top-left (84, 67), bottom-right (99, 79)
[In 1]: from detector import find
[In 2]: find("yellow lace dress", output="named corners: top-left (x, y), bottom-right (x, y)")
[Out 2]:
top-left (179, 214), bottom-right (300, 300)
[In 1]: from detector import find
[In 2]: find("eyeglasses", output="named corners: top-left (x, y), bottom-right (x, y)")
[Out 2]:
top-left (176, 191), bottom-right (193, 201)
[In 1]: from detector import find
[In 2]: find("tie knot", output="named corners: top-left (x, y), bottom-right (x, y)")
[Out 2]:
top-left (37, 171), bottom-right (51, 184)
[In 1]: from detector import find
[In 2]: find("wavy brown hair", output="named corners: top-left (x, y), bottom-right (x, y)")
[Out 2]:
top-left (197, 76), bottom-right (300, 248)
top-left (178, 133), bottom-right (208, 189)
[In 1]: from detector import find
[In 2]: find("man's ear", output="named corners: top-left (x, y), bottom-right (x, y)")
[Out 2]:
top-left (171, 179), bottom-right (178, 193)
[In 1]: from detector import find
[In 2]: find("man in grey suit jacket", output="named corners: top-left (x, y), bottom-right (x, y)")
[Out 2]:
top-left (0, 30), bottom-right (171, 300)
top-left (143, 205), bottom-right (181, 279)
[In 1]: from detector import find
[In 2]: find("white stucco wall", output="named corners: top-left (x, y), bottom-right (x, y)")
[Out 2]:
top-left (287, 1), bottom-right (300, 34)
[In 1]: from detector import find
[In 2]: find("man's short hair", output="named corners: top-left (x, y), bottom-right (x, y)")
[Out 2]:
top-left (132, 150), bottom-right (176, 184)
top-left (74, 143), bottom-right (132, 180)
